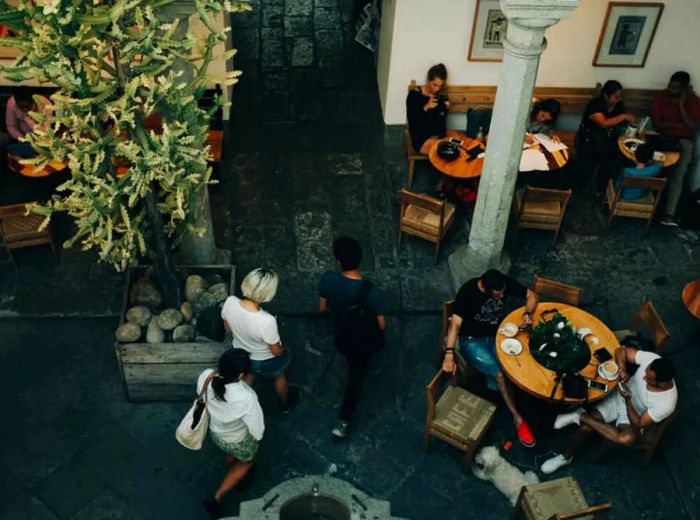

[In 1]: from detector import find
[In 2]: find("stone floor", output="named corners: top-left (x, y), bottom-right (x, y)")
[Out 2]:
top-left (2, 1), bottom-right (700, 519)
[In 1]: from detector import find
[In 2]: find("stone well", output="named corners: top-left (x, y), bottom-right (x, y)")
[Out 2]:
top-left (226, 475), bottom-right (408, 520)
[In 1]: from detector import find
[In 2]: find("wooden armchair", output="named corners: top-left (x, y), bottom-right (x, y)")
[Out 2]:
top-left (423, 364), bottom-right (496, 473)
top-left (613, 299), bottom-right (670, 353)
top-left (533, 275), bottom-right (583, 307)
top-left (514, 477), bottom-right (612, 519)
top-left (604, 175), bottom-right (667, 235)
top-left (0, 203), bottom-right (57, 267)
top-left (398, 189), bottom-right (456, 262)
top-left (597, 410), bottom-right (677, 466)
top-left (512, 187), bottom-right (572, 247)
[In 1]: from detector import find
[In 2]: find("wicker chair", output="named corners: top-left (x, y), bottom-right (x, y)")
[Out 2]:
top-left (398, 189), bottom-right (456, 262)
top-left (514, 477), bottom-right (612, 519)
top-left (0, 203), bottom-right (57, 268)
top-left (532, 275), bottom-right (583, 307)
top-left (512, 187), bottom-right (572, 247)
top-left (613, 299), bottom-right (670, 353)
top-left (604, 175), bottom-right (667, 235)
top-left (423, 364), bottom-right (496, 473)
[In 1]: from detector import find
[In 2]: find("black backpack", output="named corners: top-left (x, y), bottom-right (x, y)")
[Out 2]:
top-left (333, 280), bottom-right (384, 353)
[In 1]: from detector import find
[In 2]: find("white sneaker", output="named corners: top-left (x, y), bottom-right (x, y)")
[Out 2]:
top-left (553, 408), bottom-right (584, 430)
top-left (541, 454), bottom-right (572, 475)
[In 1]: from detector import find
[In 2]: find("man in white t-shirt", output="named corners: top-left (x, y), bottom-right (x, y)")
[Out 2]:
top-left (541, 345), bottom-right (677, 474)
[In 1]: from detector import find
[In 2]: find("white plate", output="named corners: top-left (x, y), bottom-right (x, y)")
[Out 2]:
top-left (598, 364), bottom-right (619, 381)
top-left (623, 138), bottom-right (644, 151)
top-left (501, 338), bottom-right (523, 356)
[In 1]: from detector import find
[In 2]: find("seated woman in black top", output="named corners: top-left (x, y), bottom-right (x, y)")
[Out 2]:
top-left (406, 63), bottom-right (449, 155)
top-left (576, 80), bottom-right (635, 158)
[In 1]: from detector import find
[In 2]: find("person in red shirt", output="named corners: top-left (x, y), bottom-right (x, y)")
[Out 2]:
top-left (651, 71), bottom-right (700, 226)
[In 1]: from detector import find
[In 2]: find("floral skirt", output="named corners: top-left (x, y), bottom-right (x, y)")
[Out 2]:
top-left (210, 431), bottom-right (259, 462)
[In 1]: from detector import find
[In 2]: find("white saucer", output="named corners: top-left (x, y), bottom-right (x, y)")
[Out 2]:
top-left (623, 138), bottom-right (643, 151)
top-left (499, 322), bottom-right (519, 338)
top-left (501, 338), bottom-right (523, 356)
top-left (598, 364), bottom-right (619, 381)
top-left (653, 151), bottom-right (666, 162)
top-left (578, 327), bottom-right (593, 339)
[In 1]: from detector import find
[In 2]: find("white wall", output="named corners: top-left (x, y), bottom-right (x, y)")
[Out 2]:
top-left (378, 0), bottom-right (700, 125)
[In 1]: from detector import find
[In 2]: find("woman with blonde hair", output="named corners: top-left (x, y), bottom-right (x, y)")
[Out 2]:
top-left (220, 268), bottom-right (299, 413)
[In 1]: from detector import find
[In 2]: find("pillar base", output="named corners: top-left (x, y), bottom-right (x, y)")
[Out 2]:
top-left (448, 245), bottom-right (511, 291)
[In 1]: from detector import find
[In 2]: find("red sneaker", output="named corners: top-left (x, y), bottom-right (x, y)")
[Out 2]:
top-left (516, 421), bottom-right (536, 448)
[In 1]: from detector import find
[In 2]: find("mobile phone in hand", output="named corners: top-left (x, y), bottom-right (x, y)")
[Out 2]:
top-left (587, 379), bottom-right (608, 392)
top-left (618, 381), bottom-right (629, 394)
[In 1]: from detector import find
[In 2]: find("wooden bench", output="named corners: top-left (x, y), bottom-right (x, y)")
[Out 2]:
top-left (404, 80), bottom-right (661, 186)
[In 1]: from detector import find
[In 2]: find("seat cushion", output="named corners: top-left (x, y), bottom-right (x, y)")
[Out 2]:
top-left (432, 385), bottom-right (496, 442)
top-left (522, 477), bottom-right (593, 520)
top-left (515, 190), bottom-right (562, 217)
top-left (403, 203), bottom-right (456, 234)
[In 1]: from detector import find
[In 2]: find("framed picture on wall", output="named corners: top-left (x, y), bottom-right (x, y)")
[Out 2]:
top-left (593, 2), bottom-right (664, 67)
top-left (468, 0), bottom-right (507, 62)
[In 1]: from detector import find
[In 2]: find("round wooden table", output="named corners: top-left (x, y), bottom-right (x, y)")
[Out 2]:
top-left (428, 132), bottom-right (485, 180)
top-left (496, 302), bottom-right (619, 404)
top-left (8, 154), bottom-right (68, 178)
top-left (682, 280), bottom-right (700, 320)
top-left (617, 136), bottom-right (680, 168)
top-left (429, 132), bottom-right (570, 179)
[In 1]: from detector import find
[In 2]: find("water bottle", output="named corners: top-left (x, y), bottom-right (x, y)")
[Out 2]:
top-left (476, 126), bottom-right (484, 143)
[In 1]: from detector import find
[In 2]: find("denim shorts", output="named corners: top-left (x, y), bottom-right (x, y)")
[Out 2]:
top-left (458, 336), bottom-right (501, 391)
top-left (249, 350), bottom-right (291, 379)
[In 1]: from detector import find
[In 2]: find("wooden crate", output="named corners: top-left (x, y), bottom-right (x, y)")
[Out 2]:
top-left (115, 264), bottom-right (235, 402)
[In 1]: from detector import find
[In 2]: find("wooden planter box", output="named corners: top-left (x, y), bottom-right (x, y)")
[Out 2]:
top-left (114, 264), bottom-right (234, 402)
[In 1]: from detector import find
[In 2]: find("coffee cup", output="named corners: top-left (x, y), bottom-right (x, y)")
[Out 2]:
top-left (602, 360), bottom-right (619, 378)
top-left (501, 322), bottom-right (518, 338)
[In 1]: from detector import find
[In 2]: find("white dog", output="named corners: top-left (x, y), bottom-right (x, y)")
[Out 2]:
top-left (472, 446), bottom-right (539, 505)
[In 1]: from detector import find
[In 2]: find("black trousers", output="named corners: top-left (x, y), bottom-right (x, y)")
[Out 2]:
top-left (337, 345), bottom-right (374, 423)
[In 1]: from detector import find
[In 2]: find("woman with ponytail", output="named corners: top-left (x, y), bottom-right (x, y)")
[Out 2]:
top-left (199, 349), bottom-right (264, 518)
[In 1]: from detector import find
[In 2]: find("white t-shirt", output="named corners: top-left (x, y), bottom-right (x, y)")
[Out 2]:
top-left (629, 350), bottom-right (677, 423)
top-left (197, 369), bottom-right (265, 443)
top-left (221, 296), bottom-right (280, 361)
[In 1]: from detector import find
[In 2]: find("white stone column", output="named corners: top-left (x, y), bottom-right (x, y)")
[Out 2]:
top-left (448, 0), bottom-right (579, 287)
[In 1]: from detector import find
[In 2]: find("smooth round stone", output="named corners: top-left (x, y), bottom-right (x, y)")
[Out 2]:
top-left (192, 292), bottom-right (217, 313)
top-left (115, 322), bottom-right (141, 343)
top-left (129, 276), bottom-right (162, 309)
top-left (125, 305), bottom-right (152, 327)
top-left (158, 308), bottom-right (184, 330)
top-left (173, 324), bottom-right (196, 342)
top-left (208, 282), bottom-right (229, 303)
top-left (146, 320), bottom-right (165, 343)
top-left (180, 302), bottom-right (194, 322)
top-left (185, 275), bottom-right (206, 303)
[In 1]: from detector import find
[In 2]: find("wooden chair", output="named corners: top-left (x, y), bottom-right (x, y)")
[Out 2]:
top-left (0, 203), bottom-right (57, 268)
top-left (532, 275), bottom-right (583, 307)
top-left (597, 410), bottom-right (677, 466)
top-left (512, 187), bottom-right (572, 247)
top-left (423, 364), bottom-right (496, 473)
top-left (613, 299), bottom-right (670, 353)
top-left (514, 477), bottom-right (613, 520)
top-left (604, 176), bottom-right (667, 235)
top-left (398, 189), bottom-right (456, 262)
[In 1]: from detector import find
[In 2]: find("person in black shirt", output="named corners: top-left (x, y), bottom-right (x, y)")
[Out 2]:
top-left (406, 63), bottom-right (449, 155)
top-left (442, 269), bottom-right (539, 447)
top-left (575, 80), bottom-right (636, 190)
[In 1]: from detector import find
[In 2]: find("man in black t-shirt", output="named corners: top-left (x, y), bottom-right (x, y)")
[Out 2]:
top-left (443, 269), bottom-right (538, 447)
top-left (319, 236), bottom-right (388, 440)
